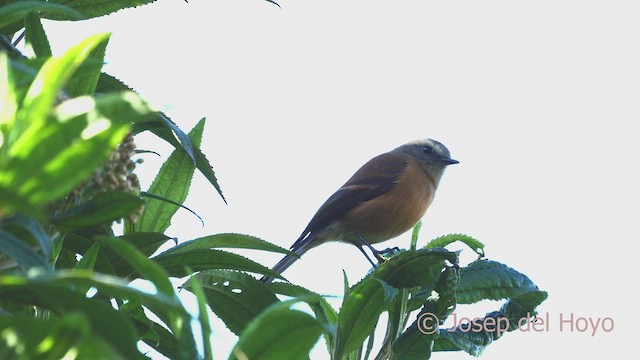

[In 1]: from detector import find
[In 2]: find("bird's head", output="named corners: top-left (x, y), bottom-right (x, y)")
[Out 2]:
top-left (395, 138), bottom-right (458, 184)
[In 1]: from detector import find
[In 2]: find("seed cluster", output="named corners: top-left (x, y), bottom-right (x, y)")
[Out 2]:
top-left (68, 132), bottom-right (145, 223)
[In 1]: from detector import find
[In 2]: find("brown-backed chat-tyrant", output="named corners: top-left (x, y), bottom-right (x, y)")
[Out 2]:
top-left (261, 138), bottom-right (458, 283)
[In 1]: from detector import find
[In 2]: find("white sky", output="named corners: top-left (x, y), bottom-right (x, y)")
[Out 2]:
top-left (44, 0), bottom-right (638, 358)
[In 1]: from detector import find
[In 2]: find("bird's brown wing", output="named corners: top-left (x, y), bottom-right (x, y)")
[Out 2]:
top-left (290, 151), bottom-right (408, 251)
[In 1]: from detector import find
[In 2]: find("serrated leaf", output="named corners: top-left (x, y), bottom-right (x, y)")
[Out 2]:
top-left (183, 270), bottom-right (279, 336)
top-left (25, 11), bottom-right (52, 57)
top-left (230, 300), bottom-right (324, 360)
top-left (97, 72), bottom-right (135, 93)
top-left (457, 259), bottom-right (541, 304)
top-left (153, 248), bottom-right (285, 280)
top-left (134, 119), bottom-right (204, 234)
top-left (157, 233), bottom-right (294, 257)
top-left (432, 266), bottom-right (548, 356)
top-left (373, 248), bottom-right (457, 288)
top-left (425, 233), bottom-right (485, 257)
top-left (391, 266), bottom-right (460, 359)
top-left (0, 1), bottom-right (82, 33)
top-left (129, 111), bottom-right (225, 203)
top-left (42, 0), bottom-right (157, 21)
top-left (196, 148), bottom-right (226, 203)
top-left (158, 114), bottom-right (195, 163)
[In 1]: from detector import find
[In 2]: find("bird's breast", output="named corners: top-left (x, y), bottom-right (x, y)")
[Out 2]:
top-left (340, 159), bottom-right (437, 245)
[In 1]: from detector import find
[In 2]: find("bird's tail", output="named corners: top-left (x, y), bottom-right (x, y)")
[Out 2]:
top-left (260, 235), bottom-right (314, 284)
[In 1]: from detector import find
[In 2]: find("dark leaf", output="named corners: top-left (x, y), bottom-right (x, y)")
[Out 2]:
top-left (183, 270), bottom-right (279, 336)
top-left (50, 191), bottom-right (144, 232)
top-left (154, 248), bottom-right (285, 280)
top-left (230, 300), bottom-right (324, 360)
top-left (0, 228), bottom-right (51, 271)
top-left (24, 11), bottom-right (51, 57)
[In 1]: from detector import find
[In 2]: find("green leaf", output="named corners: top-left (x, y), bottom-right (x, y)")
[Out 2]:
top-left (43, 0), bottom-right (158, 21)
top-left (0, 214), bottom-right (52, 257)
top-left (137, 315), bottom-right (182, 359)
top-left (97, 236), bottom-right (174, 296)
top-left (1, 90), bottom-right (153, 208)
top-left (183, 270), bottom-right (279, 336)
top-left (268, 281), bottom-right (339, 352)
top-left (66, 35), bottom-right (110, 96)
top-left (95, 73), bottom-right (196, 165)
top-left (0, 314), bottom-right (127, 360)
top-left (0, 51), bottom-right (17, 129)
top-left (87, 238), bottom-right (198, 358)
top-left (153, 248), bottom-right (285, 280)
top-left (268, 282), bottom-right (339, 326)
top-left (96, 72), bottom-right (135, 93)
top-left (157, 233), bottom-right (295, 257)
top-left (157, 114), bottom-right (196, 163)
top-left (0, 1), bottom-right (82, 32)
top-left (49, 191), bottom-right (144, 232)
top-left (74, 242), bottom-right (99, 270)
top-left (0, 278), bottom-right (145, 359)
top-left (24, 11), bottom-right (52, 57)
top-left (141, 190), bottom-right (204, 226)
top-left (61, 232), bottom-right (124, 275)
top-left (134, 119), bottom-right (204, 234)
top-left (129, 113), bottom-right (225, 203)
top-left (432, 267), bottom-right (548, 356)
top-left (196, 148), bottom-right (226, 204)
top-left (0, 228), bottom-right (51, 271)
top-left (425, 233), bottom-right (485, 257)
top-left (456, 259), bottom-right (541, 304)
top-left (118, 232), bottom-right (173, 257)
top-left (185, 271), bottom-right (213, 360)
top-left (334, 277), bottom-right (388, 358)
top-left (391, 266), bottom-right (459, 359)
top-left (17, 33), bottom-right (110, 133)
top-left (230, 300), bottom-right (324, 360)
top-left (43, 270), bottom-right (185, 316)
top-left (60, 232), bottom-right (171, 277)
top-left (373, 248), bottom-right (457, 288)
top-left (410, 220), bottom-right (422, 251)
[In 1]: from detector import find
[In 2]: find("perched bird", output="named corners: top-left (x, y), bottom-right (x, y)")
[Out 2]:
top-left (261, 138), bottom-right (458, 284)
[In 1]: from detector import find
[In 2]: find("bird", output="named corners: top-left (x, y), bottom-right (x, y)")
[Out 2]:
top-left (261, 138), bottom-right (458, 284)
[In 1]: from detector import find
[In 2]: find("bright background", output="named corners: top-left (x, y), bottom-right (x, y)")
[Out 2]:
top-left (44, 0), bottom-right (637, 358)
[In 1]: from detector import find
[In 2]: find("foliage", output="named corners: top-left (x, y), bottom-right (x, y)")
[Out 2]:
top-left (0, 1), bottom-right (547, 359)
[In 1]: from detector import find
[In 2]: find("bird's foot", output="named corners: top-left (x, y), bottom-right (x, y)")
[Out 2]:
top-left (355, 233), bottom-right (400, 267)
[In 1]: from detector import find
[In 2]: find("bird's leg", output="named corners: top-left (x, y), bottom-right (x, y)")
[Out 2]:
top-left (355, 244), bottom-right (378, 267)
top-left (355, 233), bottom-right (391, 264)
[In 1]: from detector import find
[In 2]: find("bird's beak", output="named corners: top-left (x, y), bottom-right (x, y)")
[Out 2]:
top-left (441, 157), bottom-right (459, 165)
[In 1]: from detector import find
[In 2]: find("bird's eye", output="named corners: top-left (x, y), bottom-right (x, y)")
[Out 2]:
top-left (422, 145), bottom-right (434, 154)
